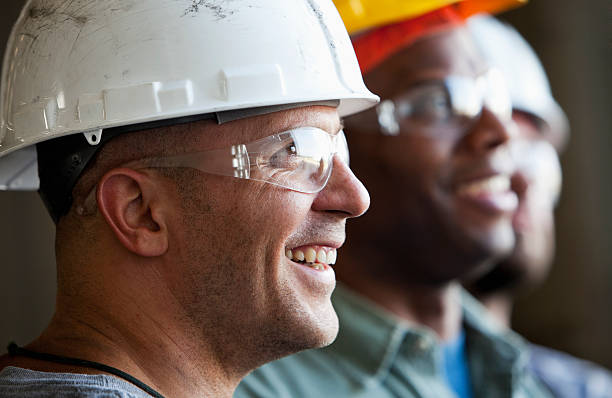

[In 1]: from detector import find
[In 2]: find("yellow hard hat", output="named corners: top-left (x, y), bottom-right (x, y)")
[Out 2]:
top-left (333, 0), bottom-right (527, 34)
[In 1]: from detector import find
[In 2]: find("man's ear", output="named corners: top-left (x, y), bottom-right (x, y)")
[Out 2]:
top-left (96, 168), bottom-right (169, 257)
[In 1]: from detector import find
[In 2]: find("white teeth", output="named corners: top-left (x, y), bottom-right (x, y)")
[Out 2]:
top-left (285, 246), bottom-right (338, 266)
top-left (458, 175), bottom-right (510, 196)
top-left (316, 249), bottom-right (327, 263)
top-left (327, 249), bottom-right (337, 265)
top-left (304, 248), bottom-right (317, 263)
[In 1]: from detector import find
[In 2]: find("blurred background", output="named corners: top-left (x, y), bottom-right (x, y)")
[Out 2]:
top-left (1, 0), bottom-right (610, 369)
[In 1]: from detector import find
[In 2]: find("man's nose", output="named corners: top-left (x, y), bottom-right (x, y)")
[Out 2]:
top-left (311, 155), bottom-right (370, 218)
top-left (463, 107), bottom-right (515, 154)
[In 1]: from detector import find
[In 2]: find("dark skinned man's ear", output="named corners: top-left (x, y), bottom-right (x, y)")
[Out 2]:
top-left (96, 168), bottom-right (169, 257)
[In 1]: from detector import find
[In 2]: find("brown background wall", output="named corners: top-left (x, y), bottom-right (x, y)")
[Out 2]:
top-left (1, 0), bottom-right (611, 369)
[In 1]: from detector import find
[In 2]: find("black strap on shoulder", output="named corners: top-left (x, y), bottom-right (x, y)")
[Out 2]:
top-left (7, 342), bottom-right (165, 398)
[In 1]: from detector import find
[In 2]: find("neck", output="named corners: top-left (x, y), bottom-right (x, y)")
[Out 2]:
top-left (337, 264), bottom-right (463, 341)
top-left (471, 291), bottom-right (513, 328)
top-left (27, 277), bottom-right (241, 397)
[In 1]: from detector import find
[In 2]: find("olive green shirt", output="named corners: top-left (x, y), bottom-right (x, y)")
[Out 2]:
top-left (236, 284), bottom-right (553, 398)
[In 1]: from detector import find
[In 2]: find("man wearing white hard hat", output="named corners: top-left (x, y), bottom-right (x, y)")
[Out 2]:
top-left (464, 15), bottom-right (612, 398)
top-left (0, 1), bottom-right (378, 397)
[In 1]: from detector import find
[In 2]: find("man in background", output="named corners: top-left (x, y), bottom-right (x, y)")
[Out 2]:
top-left (465, 15), bottom-right (612, 398)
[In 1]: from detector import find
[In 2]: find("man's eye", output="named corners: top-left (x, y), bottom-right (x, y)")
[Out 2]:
top-left (268, 143), bottom-right (299, 169)
top-left (396, 85), bottom-right (453, 124)
top-left (413, 92), bottom-right (452, 121)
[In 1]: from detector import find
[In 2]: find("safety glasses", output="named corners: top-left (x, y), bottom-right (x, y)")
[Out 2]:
top-left (136, 127), bottom-right (349, 193)
top-left (376, 68), bottom-right (512, 136)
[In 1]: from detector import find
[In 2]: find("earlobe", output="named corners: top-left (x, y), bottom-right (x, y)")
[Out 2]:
top-left (97, 168), bottom-right (169, 257)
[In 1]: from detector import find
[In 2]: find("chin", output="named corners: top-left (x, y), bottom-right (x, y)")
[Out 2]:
top-left (293, 301), bottom-right (340, 349)
top-left (313, 307), bottom-right (340, 347)
top-left (259, 297), bottom-right (340, 362)
top-left (468, 221), bottom-right (516, 262)
top-left (507, 233), bottom-right (554, 283)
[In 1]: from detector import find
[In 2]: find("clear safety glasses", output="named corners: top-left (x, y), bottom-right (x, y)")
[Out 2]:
top-left (376, 68), bottom-right (512, 136)
top-left (137, 127), bottom-right (349, 194)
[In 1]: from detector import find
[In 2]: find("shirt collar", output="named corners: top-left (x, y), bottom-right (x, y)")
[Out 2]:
top-left (329, 284), bottom-right (438, 384)
top-left (328, 283), bottom-right (530, 387)
top-left (460, 289), bottom-right (530, 372)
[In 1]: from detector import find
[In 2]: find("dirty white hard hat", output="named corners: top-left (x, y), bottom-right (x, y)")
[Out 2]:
top-left (0, 0), bottom-right (378, 196)
top-left (467, 14), bottom-right (569, 149)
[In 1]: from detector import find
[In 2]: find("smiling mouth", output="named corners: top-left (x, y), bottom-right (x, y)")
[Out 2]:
top-left (455, 174), bottom-right (518, 213)
top-left (285, 245), bottom-right (337, 271)
top-left (457, 174), bottom-right (510, 196)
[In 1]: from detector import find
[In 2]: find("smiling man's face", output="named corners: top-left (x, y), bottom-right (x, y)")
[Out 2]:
top-left (344, 28), bottom-right (517, 284)
top-left (158, 105), bottom-right (369, 369)
top-left (496, 111), bottom-right (562, 289)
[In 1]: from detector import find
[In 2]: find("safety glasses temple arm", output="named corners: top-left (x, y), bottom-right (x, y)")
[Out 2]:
top-left (134, 146), bottom-right (252, 179)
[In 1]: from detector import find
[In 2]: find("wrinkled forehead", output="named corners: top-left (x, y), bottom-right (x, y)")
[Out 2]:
top-left (364, 27), bottom-right (487, 97)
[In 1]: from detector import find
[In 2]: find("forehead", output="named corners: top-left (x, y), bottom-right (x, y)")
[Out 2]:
top-left (365, 27), bottom-right (487, 97)
top-left (192, 105), bottom-right (342, 150)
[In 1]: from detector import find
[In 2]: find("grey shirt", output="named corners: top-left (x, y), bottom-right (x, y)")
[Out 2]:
top-left (0, 366), bottom-right (153, 397)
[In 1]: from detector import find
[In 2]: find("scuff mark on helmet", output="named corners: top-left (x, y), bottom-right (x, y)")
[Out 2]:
top-left (28, 4), bottom-right (88, 26)
top-left (304, 0), bottom-right (347, 88)
top-left (182, 0), bottom-right (237, 20)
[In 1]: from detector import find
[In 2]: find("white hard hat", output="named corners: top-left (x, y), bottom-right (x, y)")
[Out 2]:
top-left (0, 0), bottom-right (378, 192)
top-left (467, 14), bottom-right (569, 149)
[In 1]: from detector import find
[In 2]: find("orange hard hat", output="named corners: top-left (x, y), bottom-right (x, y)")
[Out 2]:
top-left (333, 0), bottom-right (526, 34)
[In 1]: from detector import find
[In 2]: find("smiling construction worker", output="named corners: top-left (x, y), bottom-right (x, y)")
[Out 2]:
top-left (0, 0), bottom-right (378, 397)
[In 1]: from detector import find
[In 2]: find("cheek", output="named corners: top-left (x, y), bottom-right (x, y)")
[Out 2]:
top-left (525, 195), bottom-right (555, 231)
top-left (382, 136), bottom-right (453, 194)
top-left (222, 186), bottom-right (315, 281)
top-left (169, 177), bottom-right (269, 258)
top-left (239, 189), bottom-right (316, 308)
top-left (246, 187), bottom-right (313, 235)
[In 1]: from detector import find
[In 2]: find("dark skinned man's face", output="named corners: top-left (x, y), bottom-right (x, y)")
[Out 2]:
top-left (342, 27), bottom-right (518, 286)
